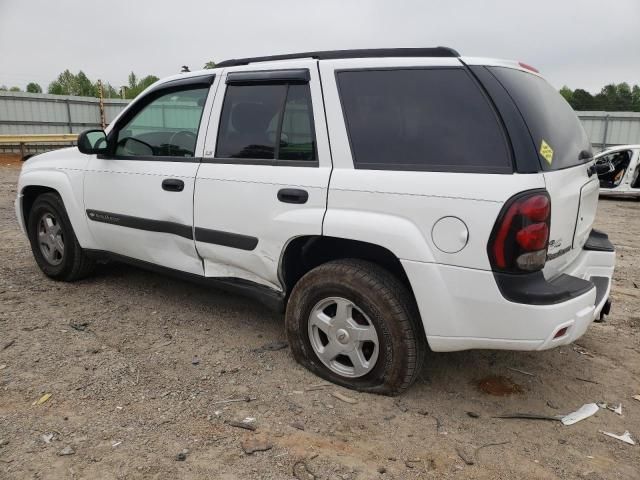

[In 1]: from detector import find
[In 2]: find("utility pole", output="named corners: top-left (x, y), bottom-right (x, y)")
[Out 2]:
top-left (97, 80), bottom-right (106, 130)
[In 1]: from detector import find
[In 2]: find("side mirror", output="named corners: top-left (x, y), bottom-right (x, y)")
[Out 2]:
top-left (77, 129), bottom-right (108, 155)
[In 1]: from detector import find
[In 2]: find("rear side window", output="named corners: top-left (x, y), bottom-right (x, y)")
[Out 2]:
top-left (336, 68), bottom-right (512, 173)
top-left (489, 67), bottom-right (591, 171)
top-left (216, 83), bottom-right (316, 162)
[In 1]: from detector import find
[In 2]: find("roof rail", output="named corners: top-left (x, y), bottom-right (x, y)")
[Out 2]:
top-left (216, 47), bottom-right (460, 67)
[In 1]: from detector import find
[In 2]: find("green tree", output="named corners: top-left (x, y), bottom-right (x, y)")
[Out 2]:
top-left (559, 86), bottom-right (573, 104)
top-left (48, 70), bottom-right (97, 96)
top-left (123, 72), bottom-right (159, 99)
top-left (203, 60), bottom-right (216, 69)
top-left (26, 82), bottom-right (42, 93)
top-left (9, 86), bottom-right (21, 92)
top-left (0, 85), bottom-right (7, 91)
top-left (571, 89), bottom-right (596, 110)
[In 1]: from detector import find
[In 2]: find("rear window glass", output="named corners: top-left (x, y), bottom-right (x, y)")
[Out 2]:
top-left (489, 67), bottom-right (591, 171)
top-left (336, 68), bottom-right (512, 173)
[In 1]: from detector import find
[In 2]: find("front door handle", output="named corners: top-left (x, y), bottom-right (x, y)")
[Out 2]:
top-left (162, 178), bottom-right (184, 192)
top-left (277, 188), bottom-right (308, 204)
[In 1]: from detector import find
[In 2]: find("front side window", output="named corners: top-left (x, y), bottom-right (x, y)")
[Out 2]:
top-left (215, 82), bottom-right (316, 162)
top-left (336, 68), bottom-right (512, 172)
top-left (115, 87), bottom-right (209, 157)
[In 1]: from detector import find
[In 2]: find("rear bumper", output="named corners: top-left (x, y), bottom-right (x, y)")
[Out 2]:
top-left (403, 233), bottom-right (615, 352)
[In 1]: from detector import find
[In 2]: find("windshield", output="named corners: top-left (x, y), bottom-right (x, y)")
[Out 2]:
top-left (489, 67), bottom-right (592, 171)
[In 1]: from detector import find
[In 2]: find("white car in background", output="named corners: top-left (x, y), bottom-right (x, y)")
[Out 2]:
top-left (596, 145), bottom-right (640, 198)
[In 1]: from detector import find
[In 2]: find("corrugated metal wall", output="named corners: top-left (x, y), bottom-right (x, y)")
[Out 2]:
top-left (0, 91), bottom-right (129, 135)
top-left (577, 111), bottom-right (640, 151)
top-left (2, 92), bottom-right (640, 153)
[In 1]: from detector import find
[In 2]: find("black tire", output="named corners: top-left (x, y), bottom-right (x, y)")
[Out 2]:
top-left (285, 259), bottom-right (425, 396)
top-left (27, 192), bottom-right (95, 281)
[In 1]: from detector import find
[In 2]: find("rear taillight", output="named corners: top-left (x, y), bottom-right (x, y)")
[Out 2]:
top-left (488, 190), bottom-right (551, 273)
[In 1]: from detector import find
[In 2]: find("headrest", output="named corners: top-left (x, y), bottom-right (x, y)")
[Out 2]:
top-left (230, 102), bottom-right (274, 134)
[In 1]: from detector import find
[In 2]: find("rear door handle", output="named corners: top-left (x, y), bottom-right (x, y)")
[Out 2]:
top-left (162, 178), bottom-right (184, 192)
top-left (277, 188), bottom-right (308, 204)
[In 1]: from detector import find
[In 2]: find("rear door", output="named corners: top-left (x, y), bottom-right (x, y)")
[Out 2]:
top-left (194, 61), bottom-right (331, 290)
top-left (487, 66), bottom-right (597, 276)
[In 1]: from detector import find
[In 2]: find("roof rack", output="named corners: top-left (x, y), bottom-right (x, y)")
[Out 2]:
top-left (216, 47), bottom-right (460, 67)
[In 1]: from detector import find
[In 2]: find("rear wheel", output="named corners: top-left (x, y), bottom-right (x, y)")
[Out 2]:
top-left (285, 259), bottom-right (425, 395)
top-left (27, 192), bottom-right (95, 281)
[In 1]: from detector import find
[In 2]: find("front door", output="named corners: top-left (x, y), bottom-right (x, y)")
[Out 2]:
top-left (84, 75), bottom-right (216, 274)
top-left (194, 61), bottom-right (332, 290)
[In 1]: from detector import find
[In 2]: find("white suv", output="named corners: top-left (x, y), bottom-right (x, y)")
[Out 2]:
top-left (15, 48), bottom-right (616, 394)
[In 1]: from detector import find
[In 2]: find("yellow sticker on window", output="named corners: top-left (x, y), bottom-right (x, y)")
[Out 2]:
top-left (540, 140), bottom-right (554, 165)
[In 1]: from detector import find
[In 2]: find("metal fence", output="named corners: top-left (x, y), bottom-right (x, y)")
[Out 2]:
top-left (577, 111), bottom-right (640, 151)
top-left (1, 91), bottom-right (639, 154)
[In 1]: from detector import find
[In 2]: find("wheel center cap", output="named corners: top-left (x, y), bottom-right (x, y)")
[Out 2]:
top-left (336, 329), bottom-right (350, 344)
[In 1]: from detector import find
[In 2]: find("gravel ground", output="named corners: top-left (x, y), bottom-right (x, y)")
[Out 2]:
top-left (1, 163), bottom-right (639, 479)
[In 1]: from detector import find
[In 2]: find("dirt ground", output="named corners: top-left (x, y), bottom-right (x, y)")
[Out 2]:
top-left (1, 163), bottom-right (639, 480)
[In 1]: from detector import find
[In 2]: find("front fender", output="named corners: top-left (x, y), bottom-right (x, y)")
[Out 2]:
top-left (17, 168), bottom-right (96, 249)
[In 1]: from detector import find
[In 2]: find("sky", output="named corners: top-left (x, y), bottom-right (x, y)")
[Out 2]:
top-left (0, 0), bottom-right (639, 93)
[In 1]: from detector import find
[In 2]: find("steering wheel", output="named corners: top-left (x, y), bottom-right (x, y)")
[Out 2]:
top-left (168, 130), bottom-right (197, 155)
top-left (118, 137), bottom-right (155, 156)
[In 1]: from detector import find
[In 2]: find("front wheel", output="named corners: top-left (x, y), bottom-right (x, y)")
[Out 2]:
top-left (285, 259), bottom-right (425, 395)
top-left (27, 192), bottom-right (95, 281)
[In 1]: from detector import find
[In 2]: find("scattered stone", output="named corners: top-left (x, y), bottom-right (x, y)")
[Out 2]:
top-left (2, 339), bottom-right (15, 350)
top-left (455, 444), bottom-right (475, 465)
top-left (293, 460), bottom-right (316, 479)
top-left (383, 415), bottom-right (395, 421)
top-left (291, 421), bottom-right (305, 431)
top-left (377, 466), bottom-right (387, 474)
top-left (191, 356), bottom-right (200, 365)
top-left (331, 391), bottom-right (357, 404)
top-left (466, 411), bottom-right (480, 418)
top-left (546, 400), bottom-right (559, 410)
top-left (58, 446), bottom-right (75, 456)
top-left (0, 364), bottom-right (7, 370)
top-left (0, 439), bottom-right (9, 447)
top-left (175, 450), bottom-right (188, 461)
top-left (241, 436), bottom-right (273, 454)
top-left (41, 433), bottom-right (54, 444)
top-left (252, 341), bottom-right (288, 353)
top-left (417, 409), bottom-right (428, 416)
top-left (394, 400), bottom-right (409, 412)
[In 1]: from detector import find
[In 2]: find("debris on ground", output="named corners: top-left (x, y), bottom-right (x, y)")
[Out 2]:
top-left (477, 376), bottom-right (523, 396)
top-left (331, 391), bottom-right (357, 404)
top-left (241, 435), bottom-right (273, 454)
top-left (32, 393), bottom-right (52, 406)
top-left (290, 421), bottom-right (305, 431)
top-left (70, 322), bottom-right (89, 332)
top-left (598, 402), bottom-right (622, 415)
top-left (2, 339), bottom-right (15, 350)
top-left (506, 367), bottom-right (536, 377)
top-left (175, 449), bottom-right (189, 461)
top-left (212, 396), bottom-right (255, 405)
top-left (0, 364), bottom-right (6, 370)
top-left (41, 433), bottom-right (54, 444)
top-left (575, 377), bottom-right (599, 385)
top-left (226, 420), bottom-right (257, 431)
top-left (634, 395), bottom-right (640, 402)
top-left (304, 382), bottom-right (331, 392)
top-left (191, 356), bottom-right (200, 365)
top-left (573, 345), bottom-right (594, 357)
top-left (466, 411), bottom-right (480, 418)
top-left (252, 341), bottom-right (288, 353)
top-left (58, 446), bottom-right (74, 456)
top-left (0, 439), bottom-right (8, 447)
top-left (599, 430), bottom-right (635, 445)
top-left (561, 403), bottom-right (599, 426)
top-left (494, 413), bottom-right (561, 421)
